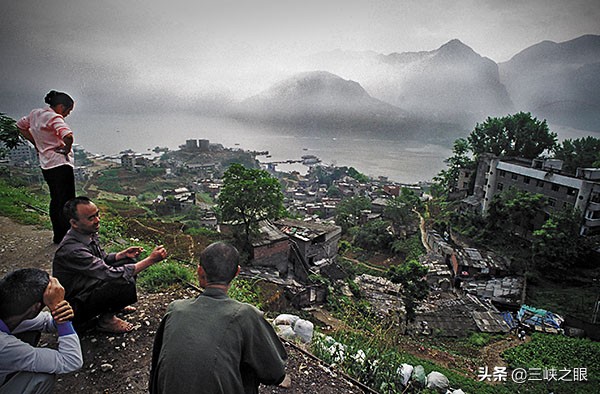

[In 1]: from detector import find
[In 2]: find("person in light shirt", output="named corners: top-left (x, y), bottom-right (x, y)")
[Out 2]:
top-left (17, 91), bottom-right (76, 244)
top-left (0, 268), bottom-right (83, 394)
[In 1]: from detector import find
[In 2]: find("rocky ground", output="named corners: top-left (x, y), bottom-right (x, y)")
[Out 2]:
top-left (0, 216), bottom-right (366, 393)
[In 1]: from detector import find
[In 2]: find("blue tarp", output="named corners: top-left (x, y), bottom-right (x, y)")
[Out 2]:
top-left (517, 304), bottom-right (563, 329)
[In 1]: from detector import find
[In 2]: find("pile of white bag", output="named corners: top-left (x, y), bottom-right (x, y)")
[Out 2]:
top-left (398, 363), bottom-right (465, 393)
top-left (273, 314), bottom-right (314, 344)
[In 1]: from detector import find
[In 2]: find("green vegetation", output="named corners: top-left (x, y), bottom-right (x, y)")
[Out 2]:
top-left (0, 114), bottom-right (25, 158)
top-left (94, 168), bottom-right (125, 193)
top-left (526, 275), bottom-right (600, 322)
top-left (217, 163), bottom-right (285, 251)
top-left (391, 234), bottom-right (426, 262)
top-left (553, 136), bottom-right (600, 173)
top-left (503, 333), bottom-right (600, 393)
top-left (311, 330), bottom-right (508, 394)
top-left (138, 260), bottom-right (196, 291)
top-left (386, 260), bottom-right (429, 323)
top-left (0, 178), bottom-right (50, 227)
top-left (228, 278), bottom-right (264, 310)
top-left (335, 195), bottom-right (371, 232)
top-left (468, 112), bottom-right (557, 160)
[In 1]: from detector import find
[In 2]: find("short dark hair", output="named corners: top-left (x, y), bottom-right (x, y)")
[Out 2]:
top-left (45, 90), bottom-right (74, 110)
top-left (199, 242), bottom-right (239, 284)
top-left (63, 196), bottom-right (93, 221)
top-left (0, 268), bottom-right (49, 319)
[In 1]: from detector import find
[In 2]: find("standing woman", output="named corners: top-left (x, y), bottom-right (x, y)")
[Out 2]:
top-left (17, 90), bottom-right (76, 244)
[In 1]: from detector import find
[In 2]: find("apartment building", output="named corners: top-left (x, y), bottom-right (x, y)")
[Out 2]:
top-left (471, 154), bottom-right (600, 235)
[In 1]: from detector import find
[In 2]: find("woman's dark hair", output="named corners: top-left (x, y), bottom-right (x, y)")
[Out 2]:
top-left (45, 90), bottom-right (74, 109)
top-left (0, 268), bottom-right (50, 319)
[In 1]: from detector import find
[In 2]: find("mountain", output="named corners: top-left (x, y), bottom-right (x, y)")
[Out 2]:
top-left (499, 34), bottom-right (600, 131)
top-left (231, 71), bottom-right (458, 141)
top-left (303, 40), bottom-right (514, 129)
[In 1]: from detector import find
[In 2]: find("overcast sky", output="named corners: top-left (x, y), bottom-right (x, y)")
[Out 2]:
top-left (1, 0), bottom-right (599, 114)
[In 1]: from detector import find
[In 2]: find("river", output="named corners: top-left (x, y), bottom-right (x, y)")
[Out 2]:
top-left (67, 112), bottom-right (598, 185)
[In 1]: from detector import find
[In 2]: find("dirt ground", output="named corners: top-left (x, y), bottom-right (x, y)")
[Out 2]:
top-left (0, 216), bottom-right (365, 393)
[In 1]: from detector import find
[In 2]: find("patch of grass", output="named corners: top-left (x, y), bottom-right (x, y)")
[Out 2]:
top-left (0, 178), bottom-right (50, 227)
top-left (138, 260), bottom-right (196, 292)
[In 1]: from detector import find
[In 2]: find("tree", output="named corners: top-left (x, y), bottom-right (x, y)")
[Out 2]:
top-left (532, 208), bottom-right (587, 274)
top-left (485, 187), bottom-right (547, 237)
top-left (0, 114), bottom-right (25, 158)
top-left (433, 138), bottom-right (474, 197)
top-left (351, 219), bottom-right (394, 252)
top-left (386, 260), bottom-right (429, 325)
top-left (334, 196), bottom-right (371, 232)
top-left (553, 136), bottom-right (600, 173)
top-left (468, 112), bottom-right (557, 160)
top-left (384, 187), bottom-right (422, 225)
top-left (217, 163), bottom-right (285, 251)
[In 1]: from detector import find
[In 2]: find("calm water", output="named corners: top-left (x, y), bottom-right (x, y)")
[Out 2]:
top-left (68, 113), bottom-right (598, 184)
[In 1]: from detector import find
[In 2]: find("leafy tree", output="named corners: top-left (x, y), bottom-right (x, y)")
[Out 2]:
top-left (485, 187), bottom-right (547, 237)
top-left (532, 208), bottom-right (587, 274)
top-left (433, 138), bottom-right (474, 197)
top-left (384, 197), bottom-right (411, 225)
top-left (351, 219), bottom-right (394, 252)
top-left (386, 260), bottom-right (429, 324)
top-left (0, 114), bottom-right (25, 158)
top-left (384, 187), bottom-right (422, 225)
top-left (468, 112), bottom-right (557, 160)
top-left (217, 163), bottom-right (285, 251)
top-left (553, 136), bottom-right (600, 173)
top-left (335, 195), bottom-right (371, 232)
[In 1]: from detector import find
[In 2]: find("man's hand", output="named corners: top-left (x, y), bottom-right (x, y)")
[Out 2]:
top-left (43, 277), bottom-right (65, 311)
top-left (118, 246), bottom-right (145, 260)
top-left (133, 245), bottom-right (168, 275)
top-left (51, 300), bottom-right (75, 323)
top-left (148, 245), bottom-right (168, 263)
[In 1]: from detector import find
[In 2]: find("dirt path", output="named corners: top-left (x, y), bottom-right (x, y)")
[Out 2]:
top-left (0, 216), bottom-right (55, 275)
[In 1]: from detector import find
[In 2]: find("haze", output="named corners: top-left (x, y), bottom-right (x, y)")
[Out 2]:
top-left (1, 0), bottom-right (600, 116)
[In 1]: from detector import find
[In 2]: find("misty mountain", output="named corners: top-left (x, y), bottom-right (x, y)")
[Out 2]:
top-left (499, 34), bottom-right (600, 132)
top-left (230, 71), bottom-right (458, 141)
top-left (303, 39), bottom-right (514, 129)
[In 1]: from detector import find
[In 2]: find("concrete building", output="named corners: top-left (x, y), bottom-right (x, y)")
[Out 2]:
top-left (3, 142), bottom-right (38, 167)
top-left (472, 154), bottom-right (600, 235)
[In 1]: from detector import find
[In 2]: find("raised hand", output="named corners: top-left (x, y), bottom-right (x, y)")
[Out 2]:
top-left (43, 277), bottom-right (65, 311)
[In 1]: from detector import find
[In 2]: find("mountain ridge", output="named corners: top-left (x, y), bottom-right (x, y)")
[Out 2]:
top-left (235, 35), bottom-right (600, 135)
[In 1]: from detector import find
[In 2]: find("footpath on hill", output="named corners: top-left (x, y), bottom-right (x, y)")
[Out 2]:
top-left (0, 216), bottom-right (367, 394)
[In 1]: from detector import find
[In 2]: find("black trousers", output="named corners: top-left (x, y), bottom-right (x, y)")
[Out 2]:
top-left (71, 279), bottom-right (138, 332)
top-left (41, 165), bottom-right (75, 244)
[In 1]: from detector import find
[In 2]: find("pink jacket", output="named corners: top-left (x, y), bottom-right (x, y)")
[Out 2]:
top-left (17, 107), bottom-right (74, 170)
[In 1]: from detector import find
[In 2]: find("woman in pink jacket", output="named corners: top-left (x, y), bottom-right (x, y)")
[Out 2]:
top-left (17, 91), bottom-right (76, 244)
